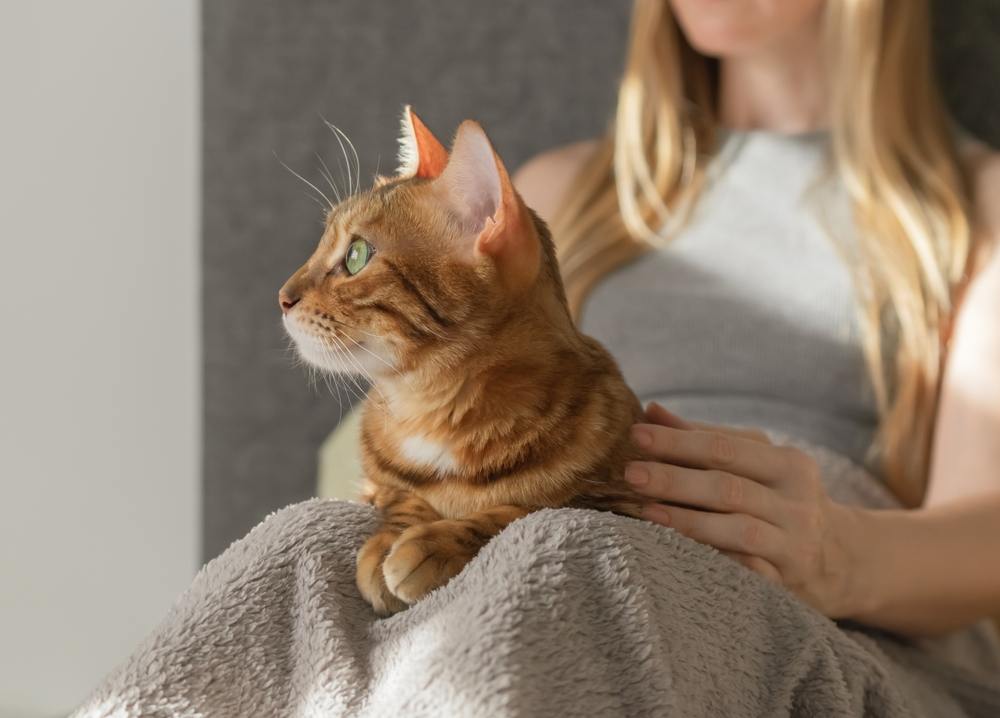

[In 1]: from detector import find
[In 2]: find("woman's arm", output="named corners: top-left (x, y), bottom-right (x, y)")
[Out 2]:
top-left (926, 150), bottom-right (1000, 507)
top-left (847, 150), bottom-right (1000, 636)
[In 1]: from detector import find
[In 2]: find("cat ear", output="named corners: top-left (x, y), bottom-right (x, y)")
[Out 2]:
top-left (433, 121), bottom-right (540, 288)
top-left (397, 106), bottom-right (449, 180)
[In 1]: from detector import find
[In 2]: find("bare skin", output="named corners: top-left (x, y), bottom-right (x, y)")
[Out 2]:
top-left (514, 1), bottom-right (1000, 637)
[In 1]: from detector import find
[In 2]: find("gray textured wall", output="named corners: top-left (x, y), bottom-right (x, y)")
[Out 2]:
top-left (203, 0), bottom-right (999, 561)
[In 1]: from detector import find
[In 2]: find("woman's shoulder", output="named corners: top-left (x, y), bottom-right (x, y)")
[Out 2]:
top-left (512, 139), bottom-right (601, 223)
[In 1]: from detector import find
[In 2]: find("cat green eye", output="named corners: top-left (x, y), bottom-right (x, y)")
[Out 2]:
top-left (344, 238), bottom-right (373, 275)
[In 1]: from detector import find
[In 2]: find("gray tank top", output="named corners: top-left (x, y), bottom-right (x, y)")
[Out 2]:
top-left (579, 130), bottom-right (881, 468)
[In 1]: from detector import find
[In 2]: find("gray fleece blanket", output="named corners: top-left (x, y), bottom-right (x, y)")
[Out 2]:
top-left (75, 438), bottom-right (1000, 717)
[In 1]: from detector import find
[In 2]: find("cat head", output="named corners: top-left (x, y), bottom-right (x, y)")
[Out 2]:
top-left (279, 107), bottom-right (568, 381)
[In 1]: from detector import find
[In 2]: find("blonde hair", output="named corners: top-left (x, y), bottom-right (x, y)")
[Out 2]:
top-left (552, 0), bottom-right (973, 507)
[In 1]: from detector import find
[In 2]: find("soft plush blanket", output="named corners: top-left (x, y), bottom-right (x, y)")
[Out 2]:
top-left (74, 439), bottom-right (1000, 717)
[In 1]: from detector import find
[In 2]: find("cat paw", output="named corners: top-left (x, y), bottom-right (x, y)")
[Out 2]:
top-left (356, 532), bottom-right (408, 616)
top-left (383, 523), bottom-right (472, 605)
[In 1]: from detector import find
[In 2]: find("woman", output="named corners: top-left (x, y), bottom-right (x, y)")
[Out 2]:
top-left (76, 1), bottom-right (1000, 715)
top-left (515, 0), bottom-right (1000, 639)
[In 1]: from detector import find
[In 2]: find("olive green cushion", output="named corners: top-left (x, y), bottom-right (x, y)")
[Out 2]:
top-left (316, 407), bottom-right (364, 501)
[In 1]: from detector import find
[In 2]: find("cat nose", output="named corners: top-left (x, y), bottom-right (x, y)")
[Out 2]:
top-left (279, 290), bottom-right (300, 314)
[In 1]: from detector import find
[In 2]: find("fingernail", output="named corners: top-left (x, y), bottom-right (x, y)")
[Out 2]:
top-left (625, 463), bottom-right (649, 486)
top-left (631, 427), bottom-right (652, 448)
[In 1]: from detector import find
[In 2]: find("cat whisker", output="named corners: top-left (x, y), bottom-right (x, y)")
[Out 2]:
top-left (319, 361), bottom-right (335, 397)
top-left (285, 330), bottom-right (348, 417)
top-left (318, 338), bottom-right (363, 407)
top-left (317, 338), bottom-right (346, 421)
top-left (327, 369), bottom-right (347, 421)
top-left (340, 128), bottom-right (361, 195)
top-left (328, 335), bottom-right (373, 397)
top-left (323, 336), bottom-right (368, 405)
top-left (308, 195), bottom-right (331, 213)
top-left (322, 118), bottom-right (361, 196)
top-left (285, 334), bottom-right (320, 392)
top-left (312, 313), bottom-right (398, 350)
top-left (319, 116), bottom-right (352, 196)
top-left (324, 334), bottom-right (389, 431)
top-left (328, 134), bottom-right (353, 202)
top-left (333, 130), bottom-right (355, 197)
top-left (289, 187), bottom-right (331, 215)
top-left (316, 153), bottom-right (344, 205)
top-left (327, 318), bottom-right (388, 343)
top-left (340, 332), bottom-right (400, 377)
top-left (427, 326), bottom-right (448, 342)
top-left (282, 334), bottom-right (301, 360)
top-left (336, 124), bottom-right (361, 196)
top-left (329, 352), bottom-right (346, 423)
top-left (329, 333), bottom-right (390, 409)
top-left (307, 363), bottom-right (320, 394)
top-left (276, 152), bottom-right (335, 210)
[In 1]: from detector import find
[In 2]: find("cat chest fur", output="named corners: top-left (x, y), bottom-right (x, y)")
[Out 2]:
top-left (397, 434), bottom-right (458, 474)
top-left (359, 419), bottom-right (590, 519)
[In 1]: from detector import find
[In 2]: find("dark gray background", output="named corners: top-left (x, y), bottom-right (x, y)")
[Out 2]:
top-left (203, 0), bottom-right (999, 561)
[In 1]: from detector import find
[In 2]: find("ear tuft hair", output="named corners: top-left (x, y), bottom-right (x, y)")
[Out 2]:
top-left (397, 106), bottom-right (420, 177)
top-left (397, 105), bottom-right (448, 179)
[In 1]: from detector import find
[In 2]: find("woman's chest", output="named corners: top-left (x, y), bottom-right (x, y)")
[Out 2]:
top-left (578, 182), bottom-right (878, 420)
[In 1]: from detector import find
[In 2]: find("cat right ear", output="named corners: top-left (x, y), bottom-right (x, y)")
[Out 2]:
top-left (433, 121), bottom-right (541, 291)
top-left (396, 106), bottom-right (449, 180)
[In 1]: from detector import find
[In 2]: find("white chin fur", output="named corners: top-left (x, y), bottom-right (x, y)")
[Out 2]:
top-left (283, 314), bottom-right (392, 378)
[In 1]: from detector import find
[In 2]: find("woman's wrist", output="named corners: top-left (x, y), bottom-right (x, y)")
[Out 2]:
top-left (826, 502), bottom-right (898, 622)
top-left (827, 501), bottom-right (998, 636)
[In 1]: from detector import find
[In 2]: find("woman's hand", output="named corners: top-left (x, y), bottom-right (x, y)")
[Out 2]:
top-left (628, 402), bottom-right (859, 618)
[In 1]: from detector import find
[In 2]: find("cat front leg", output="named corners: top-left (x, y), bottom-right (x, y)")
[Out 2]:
top-left (383, 505), bottom-right (532, 606)
top-left (356, 487), bottom-right (441, 616)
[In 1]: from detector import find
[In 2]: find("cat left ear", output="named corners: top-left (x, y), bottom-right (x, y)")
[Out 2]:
top-left (433, 121), bottom-right (540, 289)
top-left (397, 106), bottom-right (449, 180)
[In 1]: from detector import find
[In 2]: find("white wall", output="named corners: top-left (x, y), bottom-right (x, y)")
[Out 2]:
top-left (0, 2), bottom-right (199, 716)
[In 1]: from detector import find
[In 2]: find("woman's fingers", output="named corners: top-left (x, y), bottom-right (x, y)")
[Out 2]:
top-left (720, 550), bottom-right (783, 584)
top-left (643, 402), bottom-right (693, 430)
top-left (645, 402), bottom-right (772, 444)
top-left (631, 423), bottom-right (815, 492)
top-left (642, 503), bottom-right (789, 566)
top-left (626, 461), bottom-right (789, 527)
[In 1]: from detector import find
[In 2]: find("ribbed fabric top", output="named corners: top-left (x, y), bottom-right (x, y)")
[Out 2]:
top-left (579, 130), bottom-right (881, 468)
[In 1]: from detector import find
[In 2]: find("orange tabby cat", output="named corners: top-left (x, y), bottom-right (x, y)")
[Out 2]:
top-left (280, 108), bottom-right (644, 615)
